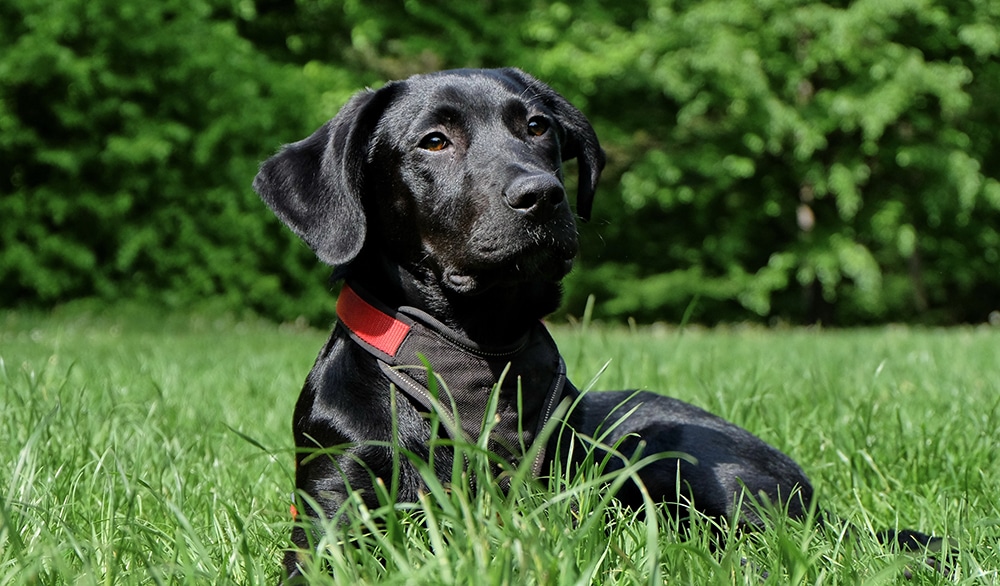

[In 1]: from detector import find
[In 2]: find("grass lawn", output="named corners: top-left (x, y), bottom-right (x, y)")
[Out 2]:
top-left (1, 306), bottom-right (998, 584)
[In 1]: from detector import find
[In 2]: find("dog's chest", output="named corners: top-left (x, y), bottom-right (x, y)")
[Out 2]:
top-left (335, 285), bottom-right (567, 473)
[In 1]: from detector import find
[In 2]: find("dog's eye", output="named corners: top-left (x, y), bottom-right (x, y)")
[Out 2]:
top-left (418, 133), bottom-right (450, 152)
top-left (527, 117), bottom-right (550, 137)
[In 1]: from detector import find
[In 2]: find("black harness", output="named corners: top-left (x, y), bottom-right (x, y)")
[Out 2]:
top-left (334, 284), bottom-right (570, 476)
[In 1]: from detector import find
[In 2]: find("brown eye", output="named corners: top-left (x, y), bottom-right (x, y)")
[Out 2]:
top-left (527, 117), bottom-right (550, 137)
top-left (419, 132), bottom-right (450, 151)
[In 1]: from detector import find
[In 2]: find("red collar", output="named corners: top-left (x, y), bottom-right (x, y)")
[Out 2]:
top-left (335, 285), bottom-right (411, 357)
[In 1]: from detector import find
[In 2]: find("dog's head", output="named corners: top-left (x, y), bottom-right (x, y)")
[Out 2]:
top-left (254, 68), bottom-right (605, 297)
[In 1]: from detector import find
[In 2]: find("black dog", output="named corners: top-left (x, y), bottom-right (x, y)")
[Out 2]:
top-left (255, 68), bottom-right (937, 578)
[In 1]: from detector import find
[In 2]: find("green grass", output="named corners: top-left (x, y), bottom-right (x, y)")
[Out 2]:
top-left (2, 305), bottom-right (998, 584)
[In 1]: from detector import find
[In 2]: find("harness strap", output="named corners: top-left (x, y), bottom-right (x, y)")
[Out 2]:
top-left (336, 283), bottom-right (567, 477)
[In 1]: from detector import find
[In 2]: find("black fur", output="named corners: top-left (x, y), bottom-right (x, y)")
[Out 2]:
top-left (254, 68), bottom-right (940, 580)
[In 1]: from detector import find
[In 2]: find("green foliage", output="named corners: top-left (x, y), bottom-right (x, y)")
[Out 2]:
top-left (0, 0), bottom-right (341, 322)
top-left (2, 0), bottom-right (998, 324)
top-left (555, 0), bottom-right (1000, 324)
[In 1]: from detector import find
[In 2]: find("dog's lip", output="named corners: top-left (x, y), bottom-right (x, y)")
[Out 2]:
top-left (445, 273), bottom-right (479, 293)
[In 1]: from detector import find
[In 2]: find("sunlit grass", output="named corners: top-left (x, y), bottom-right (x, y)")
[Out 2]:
top-left (2, 306), bottom-right (997, 584)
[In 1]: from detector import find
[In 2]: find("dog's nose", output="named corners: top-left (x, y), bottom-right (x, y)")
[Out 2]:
top-left (503, 174), bottom-right (566, 220)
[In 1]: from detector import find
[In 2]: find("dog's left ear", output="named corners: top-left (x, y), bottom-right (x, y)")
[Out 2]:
top-left (253, 84), bottom-right (400, 267)
top-left (502, 69), bottom-right (606, 221)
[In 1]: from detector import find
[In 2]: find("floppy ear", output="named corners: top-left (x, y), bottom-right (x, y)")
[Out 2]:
top-left (253, 84), bottom-right (400, 266)
top-left (502, 68), bottom-right (606, 221)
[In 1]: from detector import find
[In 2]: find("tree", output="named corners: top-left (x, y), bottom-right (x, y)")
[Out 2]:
top-left (0, 0), bottom-right (340, 321)
top-left (3, 0), bottom-right (997, 325)
top-left (539, 0), bottom-right (1000, 324)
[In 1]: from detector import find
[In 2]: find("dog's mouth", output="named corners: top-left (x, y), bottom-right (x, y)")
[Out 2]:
top-left (431, 205), bottom-right (580, 295)
top-left (442, 248), bottom-right (576, 295)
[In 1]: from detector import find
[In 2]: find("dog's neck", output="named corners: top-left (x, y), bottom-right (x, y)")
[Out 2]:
top-left (343, 255), bottom-right (563, 346)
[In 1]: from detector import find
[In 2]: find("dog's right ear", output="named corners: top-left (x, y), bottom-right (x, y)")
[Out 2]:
top-left (253, 84), bottom-right (400, 267)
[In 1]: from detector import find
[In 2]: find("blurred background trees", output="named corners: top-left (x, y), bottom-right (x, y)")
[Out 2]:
top-left (2, 0), bottom-right (998, 325)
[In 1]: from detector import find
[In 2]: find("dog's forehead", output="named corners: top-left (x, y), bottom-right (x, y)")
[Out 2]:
top-left (390, 71), bottom-right (547, 124)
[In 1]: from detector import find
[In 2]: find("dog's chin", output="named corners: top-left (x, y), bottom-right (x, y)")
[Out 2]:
top-left (442, 256), bottom-right (574, 296)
